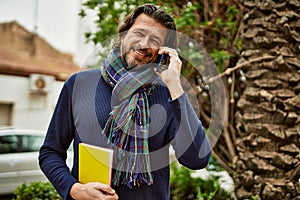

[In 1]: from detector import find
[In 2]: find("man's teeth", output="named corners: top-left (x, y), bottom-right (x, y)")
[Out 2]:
top-left (135, 50), bottom-right (144, 56)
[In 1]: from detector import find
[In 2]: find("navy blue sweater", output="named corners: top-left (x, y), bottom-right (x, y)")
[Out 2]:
top-left (39, 69), bottom-right (211, 200)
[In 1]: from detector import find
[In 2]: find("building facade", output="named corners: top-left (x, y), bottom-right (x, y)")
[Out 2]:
top-left (0, 21), bottom-right (80, 130)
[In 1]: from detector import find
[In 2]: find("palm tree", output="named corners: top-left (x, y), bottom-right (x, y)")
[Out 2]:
top-left (232, 0), bottom-right (300, 199)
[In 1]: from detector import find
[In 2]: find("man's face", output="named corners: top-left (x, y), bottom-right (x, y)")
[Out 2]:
top-left (121, 14), bottom-right (168, 68)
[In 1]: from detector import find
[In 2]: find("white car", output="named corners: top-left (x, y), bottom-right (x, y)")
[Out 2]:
top-left (0, 128), bottom-right (73, 195)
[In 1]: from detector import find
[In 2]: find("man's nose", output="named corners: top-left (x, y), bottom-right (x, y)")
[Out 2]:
top-left (138, 36), bottom-right (150, 48)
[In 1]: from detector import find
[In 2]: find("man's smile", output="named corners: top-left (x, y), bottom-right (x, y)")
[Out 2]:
top-left (129, 48), bottom-right (153, 62)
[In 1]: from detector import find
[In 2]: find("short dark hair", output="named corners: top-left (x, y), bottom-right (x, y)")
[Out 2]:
top-left (116, 4), bottom-right (177, 48)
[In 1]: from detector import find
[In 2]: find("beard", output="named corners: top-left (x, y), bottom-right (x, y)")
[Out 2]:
top-left (124, 52), bottom-right (140, 68)
top-left (122, 46), bottom-right (158, 68)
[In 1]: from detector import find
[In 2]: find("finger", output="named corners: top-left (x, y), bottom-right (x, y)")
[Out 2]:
top-left (158, 47), bottom-right (178, 58)
top-left (105, 193), bottom-right (119, 200)
top-left (93, 182), bottom-right (116, 195)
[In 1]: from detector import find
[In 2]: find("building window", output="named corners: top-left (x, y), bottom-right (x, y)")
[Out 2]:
top-left (0, 103), bottom-right (13, 127)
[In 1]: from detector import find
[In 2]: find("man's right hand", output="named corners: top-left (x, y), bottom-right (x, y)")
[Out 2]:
top-left (70, 182), bottom-right (119, 200)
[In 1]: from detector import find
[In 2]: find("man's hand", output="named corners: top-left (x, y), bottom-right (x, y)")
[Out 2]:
top-left (70, 182), bottom-right (119, 200)
top-left (156, 47), bottom-right (184, 100)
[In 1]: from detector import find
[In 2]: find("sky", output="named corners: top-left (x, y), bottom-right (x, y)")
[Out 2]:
top-left (0, 0), bottom-right (97, 66)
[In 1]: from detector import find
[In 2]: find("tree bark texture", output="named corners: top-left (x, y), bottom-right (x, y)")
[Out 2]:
top-left (233, 0), bottom-right (300, 199)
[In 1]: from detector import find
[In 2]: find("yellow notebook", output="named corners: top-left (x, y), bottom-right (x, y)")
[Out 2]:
top-left (78, 143), bottom-right (114, 185)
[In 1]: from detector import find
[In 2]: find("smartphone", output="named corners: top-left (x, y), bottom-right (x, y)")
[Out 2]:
top-left (157, 54), bottom-right (167, 71)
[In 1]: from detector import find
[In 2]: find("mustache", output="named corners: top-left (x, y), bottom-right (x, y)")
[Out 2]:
top-left (131, 45), bottom-right (154, 57)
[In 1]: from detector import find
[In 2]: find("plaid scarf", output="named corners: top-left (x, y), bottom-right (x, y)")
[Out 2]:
top-left (101, 48), bottom-right (158, 188)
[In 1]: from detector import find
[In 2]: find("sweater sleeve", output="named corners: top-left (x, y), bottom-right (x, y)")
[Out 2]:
top-left (169, 93), bottom-right (211, 169)
top-left (39, 77), bottom-right (77, 200)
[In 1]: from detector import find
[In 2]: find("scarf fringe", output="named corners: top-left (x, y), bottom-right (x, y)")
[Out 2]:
top-left (112, 152), bottom-right (154, 188)
top-left (102, 93), bottom-right (153, 187)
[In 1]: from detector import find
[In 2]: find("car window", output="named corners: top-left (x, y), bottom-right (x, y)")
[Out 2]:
top-left (0, 134), bottom-right (44, 153)
top-left (0, 135), bottom-right (19, 153)
top-left (21, 135), bottom-right (44, 152)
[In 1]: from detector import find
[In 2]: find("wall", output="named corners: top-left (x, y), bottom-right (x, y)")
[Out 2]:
top-left (0, 74), bottom-right (63, 131)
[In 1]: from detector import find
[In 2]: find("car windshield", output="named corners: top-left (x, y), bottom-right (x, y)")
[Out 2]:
top-left (0, 134), bottom-right (44, 153)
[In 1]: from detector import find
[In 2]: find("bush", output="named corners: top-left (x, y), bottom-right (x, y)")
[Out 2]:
top-left (170, 162), bottom-right (234, 200)
top-left (13, 181), bottom-right (61, 200)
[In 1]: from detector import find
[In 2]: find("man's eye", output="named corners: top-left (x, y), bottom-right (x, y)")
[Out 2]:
top-left (151, 39), bottom-right (160, 46)
top-left (135, 31), bottom-right (144, 37)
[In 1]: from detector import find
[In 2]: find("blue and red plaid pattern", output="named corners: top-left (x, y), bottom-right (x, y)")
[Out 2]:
top-left (101, 48), bottom-right (158, 188)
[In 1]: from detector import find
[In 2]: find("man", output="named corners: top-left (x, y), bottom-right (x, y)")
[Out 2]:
top-left (39, 4), bottom-right (211, 200)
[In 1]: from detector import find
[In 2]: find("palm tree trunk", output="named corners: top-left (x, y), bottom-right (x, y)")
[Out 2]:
top-left (233, 0), bottom-right (300, 199)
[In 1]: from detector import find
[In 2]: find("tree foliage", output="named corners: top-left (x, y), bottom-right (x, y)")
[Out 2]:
top-left (80, 0), bottom-right (241, 70)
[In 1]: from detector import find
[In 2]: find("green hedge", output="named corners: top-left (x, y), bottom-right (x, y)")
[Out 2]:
top-left (13, 182), bottom-right (61, 200)
top-left (170, 162), bottom-right (234, 200)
